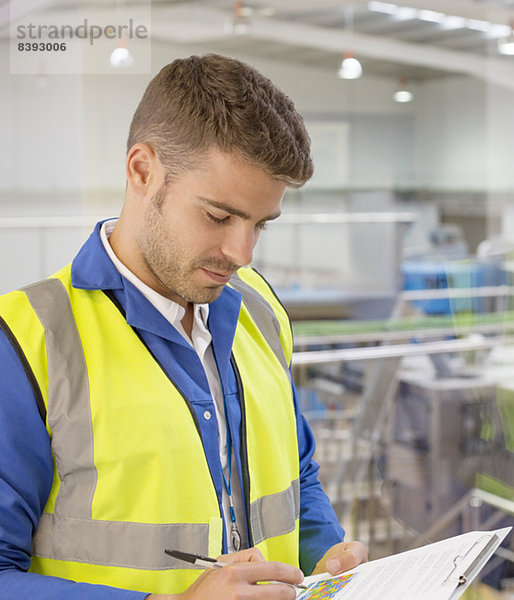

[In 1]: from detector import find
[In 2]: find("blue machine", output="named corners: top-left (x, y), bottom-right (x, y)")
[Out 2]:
top-left (402, 258), bottom-right (503, 315)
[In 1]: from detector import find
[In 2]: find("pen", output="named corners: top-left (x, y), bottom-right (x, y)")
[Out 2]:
top-left (165, 549), bottom-right (309, 590)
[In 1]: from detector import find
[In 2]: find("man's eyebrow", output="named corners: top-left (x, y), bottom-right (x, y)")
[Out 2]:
top-left (197, 196), bottom-right (281, 222)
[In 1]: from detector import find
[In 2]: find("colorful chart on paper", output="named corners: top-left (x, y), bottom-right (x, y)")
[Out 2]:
top-left (299, 573), bottom-right (355, 600)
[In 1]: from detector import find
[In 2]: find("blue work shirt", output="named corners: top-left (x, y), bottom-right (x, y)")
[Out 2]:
top-left (0, 221), bottom-right (345, 599)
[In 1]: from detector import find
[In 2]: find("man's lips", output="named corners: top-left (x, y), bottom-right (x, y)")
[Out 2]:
top-left (201, 268), bottom-right (234, 284)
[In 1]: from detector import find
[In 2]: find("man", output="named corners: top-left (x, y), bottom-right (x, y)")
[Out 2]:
top-left (0, 54), bottom-right (366, 599)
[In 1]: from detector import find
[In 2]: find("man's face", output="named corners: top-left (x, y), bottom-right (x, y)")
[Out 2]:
top-left (136, 148), bottom-right (285, 306)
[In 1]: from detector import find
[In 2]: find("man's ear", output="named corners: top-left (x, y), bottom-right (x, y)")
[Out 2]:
top-left (126, 143), bottom-right (162, 195)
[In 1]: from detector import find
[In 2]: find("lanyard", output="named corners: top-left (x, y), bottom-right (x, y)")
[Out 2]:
top-left (221, 407), bottom-right (242, 552)
top-left (215, 354), bottom-right (242, 552)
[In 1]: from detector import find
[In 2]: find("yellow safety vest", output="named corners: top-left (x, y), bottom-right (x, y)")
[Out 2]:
top-left (0, 265), bottom-right (300, 595)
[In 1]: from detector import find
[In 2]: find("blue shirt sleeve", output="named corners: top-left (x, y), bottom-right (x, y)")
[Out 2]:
top-left (292, 375), bottom-right (345, 575)
top-left (0, 328), bottom-right (148, 600)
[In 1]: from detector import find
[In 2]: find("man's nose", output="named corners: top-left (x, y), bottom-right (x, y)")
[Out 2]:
top-left (220, 224), bottom-right (257, 268)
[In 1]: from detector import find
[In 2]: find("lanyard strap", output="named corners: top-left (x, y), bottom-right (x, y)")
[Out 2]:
top-left (216, 355), bottom-right (242, 552)
top-left (220, 409), bottom-right (241, 551)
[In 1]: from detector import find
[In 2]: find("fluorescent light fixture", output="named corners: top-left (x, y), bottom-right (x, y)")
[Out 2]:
top-left (498, 21), bottom-right (514, 54)
top-left (396, 6), bottom-right (416, 20)
top-left (418, 10), bottom-right (445, 24)
top-left (491, 24), bottom-right (511, 38)
top-left (467, 19), bottom-right (492, 33)
top-left (368, 1), bottom-right (514, 40)
top-left (368, 1), bottom-right (398, 15)
top-left (338, 54), bottom-right (363, 79)
top-left (444, 15), bottom-right (466, 30)
top-left (498, 36), bottom-right (514, 55)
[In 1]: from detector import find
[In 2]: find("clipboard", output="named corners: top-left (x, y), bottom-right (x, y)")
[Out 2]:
top-left (296, 526), bottom-right (512, 600)
top-left (444, 533), bottom-right (498, 586)
top-left (445, 531), bottom-right (509, 600)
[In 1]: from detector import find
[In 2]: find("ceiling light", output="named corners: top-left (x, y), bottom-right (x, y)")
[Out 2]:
top-left (368, 1), bottom-right (398, 15)
top-left (338, 6), bottom-right (362, 80)
top-left (338, 52), bottom-right (363, 79)
top-left (442, 15), bottom-right (467, 29)
top-left (368, 1), bottom-right (514, 41)
top-left (110, 39), bottom-right (133, 68)
top-left (393, 78), bottom-right (413, 103)
top-left (491, 24), bottom-right (511, 38)
top-left (417, 10), bottom-right (445, 24)
top-left (224, 0), bottom-right (252, 35)
top-left (498, 22), bottom-right (514, 54)
top-left (396, 6), bottom-right (416, 20)
top-left (467, 19), bottom-right (492, 33)
top-left (394, 89), bottom-right (413, 103)
top-left (498, 36), bottom-right (514, 54)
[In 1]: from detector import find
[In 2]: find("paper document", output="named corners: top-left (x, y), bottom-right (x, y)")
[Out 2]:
top-left (297, 526), bottom-right (511, 600)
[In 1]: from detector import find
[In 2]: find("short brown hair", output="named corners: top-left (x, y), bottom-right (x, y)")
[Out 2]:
top-left (127, 54), bottom-right (313, 187)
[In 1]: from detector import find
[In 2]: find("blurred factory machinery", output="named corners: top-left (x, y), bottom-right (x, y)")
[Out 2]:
top-left (261, 196), bottom-right (514, 591)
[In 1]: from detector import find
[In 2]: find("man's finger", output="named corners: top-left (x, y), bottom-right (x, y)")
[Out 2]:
top-left (216, 547), bottom-right (265, 564)
top-left (326, 541), bottom-right (368, 574)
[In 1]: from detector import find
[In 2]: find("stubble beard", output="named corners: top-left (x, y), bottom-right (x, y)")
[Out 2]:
top-left (137, 185), bottom-right (237, 305)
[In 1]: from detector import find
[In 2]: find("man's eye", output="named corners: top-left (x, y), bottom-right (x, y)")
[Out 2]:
top-left (206, 212), bottom-right (229, 225)
top-left (257, 222), bottom-right (268, 231)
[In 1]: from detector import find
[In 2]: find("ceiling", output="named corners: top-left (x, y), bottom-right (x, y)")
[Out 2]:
top-left (3, 0), bottom-right (514, 84)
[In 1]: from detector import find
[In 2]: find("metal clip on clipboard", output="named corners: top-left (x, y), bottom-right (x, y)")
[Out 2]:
top-left (443, 534), bottom-right (500, 586)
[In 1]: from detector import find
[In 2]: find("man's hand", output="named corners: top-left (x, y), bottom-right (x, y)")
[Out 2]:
top-left (311, 540), bottom-right (368, 576)
top-left (148, 547), bottom-right (305, 600)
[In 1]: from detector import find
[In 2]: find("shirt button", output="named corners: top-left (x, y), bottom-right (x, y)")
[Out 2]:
top-left (203, 410), bottom-right (212, 421)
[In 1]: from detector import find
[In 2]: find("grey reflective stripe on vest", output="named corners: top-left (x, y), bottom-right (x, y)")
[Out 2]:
top-left (229, 272), bottom-right (291, 383)
top-left (34, 515), bottom-right (209, 569)
top-left (250, 479), bottom-right (300, 546)
top-left (23, 278), bottom-right (96, 519)
top-left (23, 277), bottom-right (297, 567)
